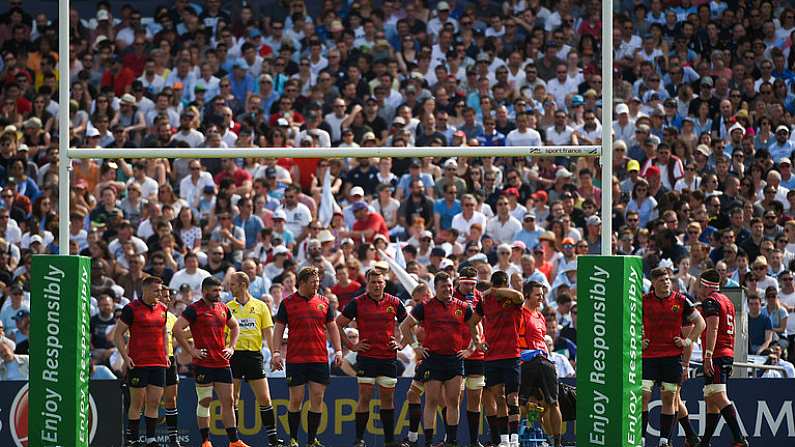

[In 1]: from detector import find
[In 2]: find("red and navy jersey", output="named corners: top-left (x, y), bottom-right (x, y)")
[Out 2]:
top-left (476, 292), bottom-right (523, 361)
top-left (120, 300), bottom-right (168, 367)
top-left (275, 292), bottom-right (334, 363)
top-left (454, 288), bottom-right (485, 360)
top-left (182, 299), bottom-right (232, 368)
top-left (518, 307), bottom-right (547, 353)
top-left (411, 297), bottom-right (473, 355)
top-left (699, 291), bottom-right (736, 358)
top-left (643, 290), bottom-right (695, 359)
top-left (342, 293), bottom-right (407, 359)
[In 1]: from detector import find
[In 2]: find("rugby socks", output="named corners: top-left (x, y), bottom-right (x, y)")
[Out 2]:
top-left (307, 410), bottom-right (321, 444)
top-left (720, 403), bottom-right (744, 441)
top-left (260, 405), bottom-right (278, 443)
top-left (486, 415), bottom-right (499, 445)
top-left (642, 411), bottom-right (649, 438)
top-left (126, 418), bottom-right (140, 445)
top-left (409, 403), bottom-right (422, 441)
top-left (165, 408), bottom-right (179, 443)
top-left (702, 412), bottom-right (721, 443)
top-left (659, 413), bottom-right (674, 446)
top-left (424, 428), bottom-right (435, 446)
top-left (466, 411), bottom-right (480, 445)
top-left (288, 411), bottom-right (301, 442)
top-left (679, 415), bottom-right (697, 439)
top-left (145, 416), bottom-right (158, 444)
top-left (356, 411), bottom-right (370, 441)
top-left (498, 416), bottom-right (509, 445)
top-left (446, 424), bottom-right (458, 445)
top-left (200, 427), bottom-right (210, 442)
top-left (381, 409), bottom-right (396, 444)
top-left (226, 427), bottom-right (239, 442)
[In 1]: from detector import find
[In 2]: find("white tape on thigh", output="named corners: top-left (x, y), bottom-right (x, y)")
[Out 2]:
top-left (466, 375), bottom-right (486, 390)
top-left (661, 382), bottom-right (680, 393)
top-left (357, 376), bottom-right (376, 385)
top-left (642, 380), bottom-right (654, 393)
top-left (376, 376), bottom-right (398, 388)
top-left (703, 384), bottom-right (726, 396)
top-left (196, 386), bottom-right (213, 417)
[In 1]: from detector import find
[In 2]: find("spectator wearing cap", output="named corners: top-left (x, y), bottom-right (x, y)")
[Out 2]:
top-left (612, 103), bottom-right (635, 145)
top-left (769, 125), bottom-right (794, 161)
top-left (349, 200), bottom-right (389, 245)
top-left (434, 158), bottom-right (466, 198)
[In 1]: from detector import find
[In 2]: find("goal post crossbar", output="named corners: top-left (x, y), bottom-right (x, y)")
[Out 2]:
top-left (66, 145), bottom-right (601, 160)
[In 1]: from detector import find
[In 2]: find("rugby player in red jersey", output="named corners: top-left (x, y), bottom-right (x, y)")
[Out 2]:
top-left (641, 267), bottom-right (705, 447)
top-left (115, 276), bottom-right (169, 447)
top-left (453, 267), bottom-right (486, 447)
top-left (696, 269), bottom-right (748, 447)
top-left (173, 276), bottom-right (248, 447)
top-left (399, 271), bottom-right (480, 447)
top-left (271, 266), bottom-right (344, 447)
top-left (517, 281), bottom-right (563, 447)
top-left (337, 268), bottom-right (408, 447)
top-left (467, 271), bottom-right (525, 447)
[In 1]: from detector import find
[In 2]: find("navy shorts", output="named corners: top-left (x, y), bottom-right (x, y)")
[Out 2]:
top-left (704, 356), bottom-right (733, 385)
top-left (643, 356), bottom-right (683, 385)
top-left (166, 356), bottom-right (179, 387)
top-left (424, 353), bottom-right (464, 382)
top-left (356, 356), bottom-right (399, 379)
top-left (231, 351), bottom-right (266, 381)
top-left (287, 362), bottom-right (330, 386)
top-left (128, 366), bottom-right (166, 388)
top-left (194, 366), bottom-right (233, 385)
top-left (464, 359), bottom-right (485, 376)
top-left (485, 358), bottom-right (521, 393)
top-left (414, 361), bottom-right (429, 383)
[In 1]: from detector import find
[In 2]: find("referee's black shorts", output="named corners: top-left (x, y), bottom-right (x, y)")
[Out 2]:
top-left (166, 356), bottom-right (179, 386)
top-left (518, 356), bottom-right (559, 406)
top-left (286, 362), bottom-right (330, 386)
top-left (128, 366), bottom-right (167, 388)
top-left (485, 358), bottom-right (521, 393)
top-left (231, 350), bottom-right (266, 381)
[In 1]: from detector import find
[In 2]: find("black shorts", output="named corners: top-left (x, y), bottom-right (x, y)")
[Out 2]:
top-left (464, 359), bottom-right (485, 376)
top-left (424, 353), bottom-right (464, 382)
top-left (356, 356), bottom-right (399, 379)
top-left (194, 366), bottom-right (233, 385)
top-left (414, 361), bottom-right (430, 383)
top-left (704, 356), bottom-right (733, 385)
top-left (128, 366), bottom-right (166, 388)
top-left (643, 356), bottom-right (683, 386)
top-left (231, 350), bottom-right (266, 381)
top-left (166, 356), bottom-right (179, 387)
top-left (485, 358), bottom-right (521, 393)
top-left (518, 356), bottom-right (559, 406)
top-left (286, 362), bottom-right (330, 386)
top-left (558, 383), bottom-right (576, 422)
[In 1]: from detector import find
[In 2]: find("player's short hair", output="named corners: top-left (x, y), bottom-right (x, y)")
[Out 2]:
top-left (366, 268), bottom-right (385, 282)
top-left (459, 266), bottom-right (478, 279)
top-left (142, 276), bottom-right (162, 289)
top-left (650, 267), bottom-right (669, 280)
top-left (201, 276), bottom-right (222, 290)
top-left (490, 271), bottom-right (509, 287)
top-left (434, 271), bottom-right (452, 287)
top-left (523, 280), bottom-right (544, 295)
top-left (297, 266), bottom-right (320, 284)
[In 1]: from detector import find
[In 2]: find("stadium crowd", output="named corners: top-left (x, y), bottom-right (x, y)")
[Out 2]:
top-left (0, 0), bottom-right (795, 385)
